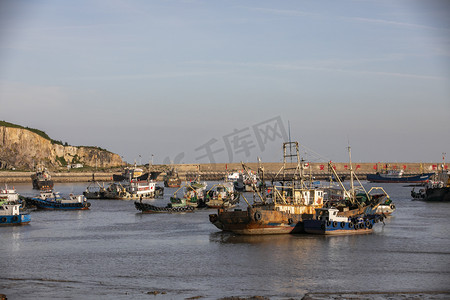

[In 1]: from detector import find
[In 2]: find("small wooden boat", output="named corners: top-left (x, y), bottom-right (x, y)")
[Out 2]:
top-left (303, 207), bottom-right (383, 235)
top-left (26, 191), bottom-right (91, 210)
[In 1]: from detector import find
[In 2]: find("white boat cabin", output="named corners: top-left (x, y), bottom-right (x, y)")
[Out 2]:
top-left (0, 204), bottom-right (21, 216)
top-left (314, 208), bottom-right (349, 222)
top-left (0, 185), bottom-right (19, 202)
top-left (275, 187), bottom-right (324, 206)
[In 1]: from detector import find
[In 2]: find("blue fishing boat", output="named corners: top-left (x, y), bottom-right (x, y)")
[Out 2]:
top-left (26, 191), bottom-right (91, 210)
top-left (303, 207), bottom-right (383, 235)
top-left (366, 170), bottom-right (434, 183)
top-left (0, 202), bottom-right (31, 226)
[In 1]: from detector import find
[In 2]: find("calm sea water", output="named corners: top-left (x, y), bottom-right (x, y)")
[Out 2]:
top-left (1, 181), bottom-right (449, 299)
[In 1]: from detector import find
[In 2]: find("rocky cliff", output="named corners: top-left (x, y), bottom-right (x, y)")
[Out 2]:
top-left (0, 125), bottom-right (124, 170)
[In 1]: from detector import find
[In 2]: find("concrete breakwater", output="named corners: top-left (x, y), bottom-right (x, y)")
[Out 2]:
top-left (0, 171), bottom-right (116, 183)
top-left (0, 162), bottom-right (445, 183)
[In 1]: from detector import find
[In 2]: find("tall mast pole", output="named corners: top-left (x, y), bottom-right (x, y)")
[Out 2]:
top-left (348, 146), bottom-right (354, 198)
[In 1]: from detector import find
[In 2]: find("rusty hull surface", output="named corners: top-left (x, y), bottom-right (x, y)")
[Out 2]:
top-left (210, 205), bottom-right (316, 235)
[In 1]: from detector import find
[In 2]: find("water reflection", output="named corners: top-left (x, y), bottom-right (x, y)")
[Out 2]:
top-left (210, 231), bottom-right (295, 245)
top-left (2, 182), bottom-right (450, 299)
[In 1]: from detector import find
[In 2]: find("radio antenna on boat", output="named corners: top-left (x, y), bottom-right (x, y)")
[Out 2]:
top-left (348, 145), bottom-right (354, 197)
top-left (288, 120), bottom-right (293, 164)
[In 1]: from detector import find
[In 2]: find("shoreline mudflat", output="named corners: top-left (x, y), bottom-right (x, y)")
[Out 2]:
top-left (301, 291), bottom-right (450, 300)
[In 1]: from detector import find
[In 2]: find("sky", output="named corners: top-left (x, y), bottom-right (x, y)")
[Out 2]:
top-left (0, 0), bottom-right (449, 165)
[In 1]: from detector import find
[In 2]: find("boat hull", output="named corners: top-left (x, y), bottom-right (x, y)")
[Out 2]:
top-left (32, 179), bottom-right (54, 190)
top-left (113, 171), bottom-right (161, 182)
top-left (26, 198), bottom-right (90, 210)
top-left (164, 178), bottom-right (181, 188)
top-left (134, 201), bottom-right (194, 213)
top-left (0, 214), bottom-right (31, 226)
top-left (303, 217), bottom-right (380, 235)
top-left (413, 187), bottom-right (450, 202)
top-left (366, 173), bottom-right (434, 183)
top-left (209, 206), bottom-right (314, 235)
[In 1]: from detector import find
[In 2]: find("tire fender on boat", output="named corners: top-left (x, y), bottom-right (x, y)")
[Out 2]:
top-left (254, 211), bottom-right (262, 221)
top-left (0, 217), bottom-right (6, 223)
top-left (209, 214), bottom-right (218, 223)
top-left (390, 204), bottom-right (395, 210)
top-left (12, 216), bottom-right (19, 222)
top-left (288, 218), bottom-right (294, 225)
top-left (340, 222), bottom-right (345, 228)
top-left (332, 221), bottom-right (337, 227)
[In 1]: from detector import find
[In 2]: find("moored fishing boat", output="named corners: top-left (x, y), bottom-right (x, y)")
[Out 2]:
top-left (367, 169), bottom-right (434, 183)
top-left (163, 167), bottom-right (181, 188)
top-left (210, 142), bottom-right (324, 235)
top-left (26, 191), bottom-right (91, 210)
top-left (0, 185), bottom-right (20, 202)
top-left (31, 167), bottom-right (54, 190)
top-left (109, 164), bottom-right (163, 200)
top-left (83, 181), bottom-right (107, 199)
top-left (113, 164), bottom-right (161, 182)
top-left (303, 207), bottom-right (383, 235)
top-left (324, 147), bottom-right (395, 217)
top-left (231, 171), bottom-right (257, 192)
top-left (205, 182), bottom-right (240, 208)
top-left (411, 170), bottom-right (450, 202)
top-left (170, 180), bottom-right (207, 208)
top-left (134, 199), bottom-right (195, 213)
top-left (0, 202), bottom-right (31, 226)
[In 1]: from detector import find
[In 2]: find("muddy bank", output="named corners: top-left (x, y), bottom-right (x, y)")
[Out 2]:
top-left (301, 291), bottom-right (450, 300)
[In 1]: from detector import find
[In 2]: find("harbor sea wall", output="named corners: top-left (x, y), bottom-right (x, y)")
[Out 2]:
top-left (183, 162), bottom-right (445, 181)
top-left (0, 162), bottom-right (446, 183)
top-left (0, 171), bottom-right (116, 183)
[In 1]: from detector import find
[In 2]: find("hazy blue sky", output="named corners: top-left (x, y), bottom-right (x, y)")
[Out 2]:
top-left (1, 0), bottom-right (449, 164)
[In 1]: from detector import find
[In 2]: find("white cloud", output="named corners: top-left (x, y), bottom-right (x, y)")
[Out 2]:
top-left (348, 16), bottom-right (438, 30)
top-left (185, 60), bottom-right (448, 81)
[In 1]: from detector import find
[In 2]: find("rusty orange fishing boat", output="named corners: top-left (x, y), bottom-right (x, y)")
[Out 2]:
top-left (209, 142), bottom-right (324, 235)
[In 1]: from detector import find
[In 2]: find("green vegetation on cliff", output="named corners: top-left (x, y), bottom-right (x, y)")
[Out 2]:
top-left (0, 120), bottom-right (65, 145)
top-left (1, 121), bottom-right (111, 152)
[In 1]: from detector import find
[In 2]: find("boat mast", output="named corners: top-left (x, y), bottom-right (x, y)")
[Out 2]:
top-left (442, 152), bottom-right (447, 172)
top-left (348, 146), bottom-right (355, 199)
